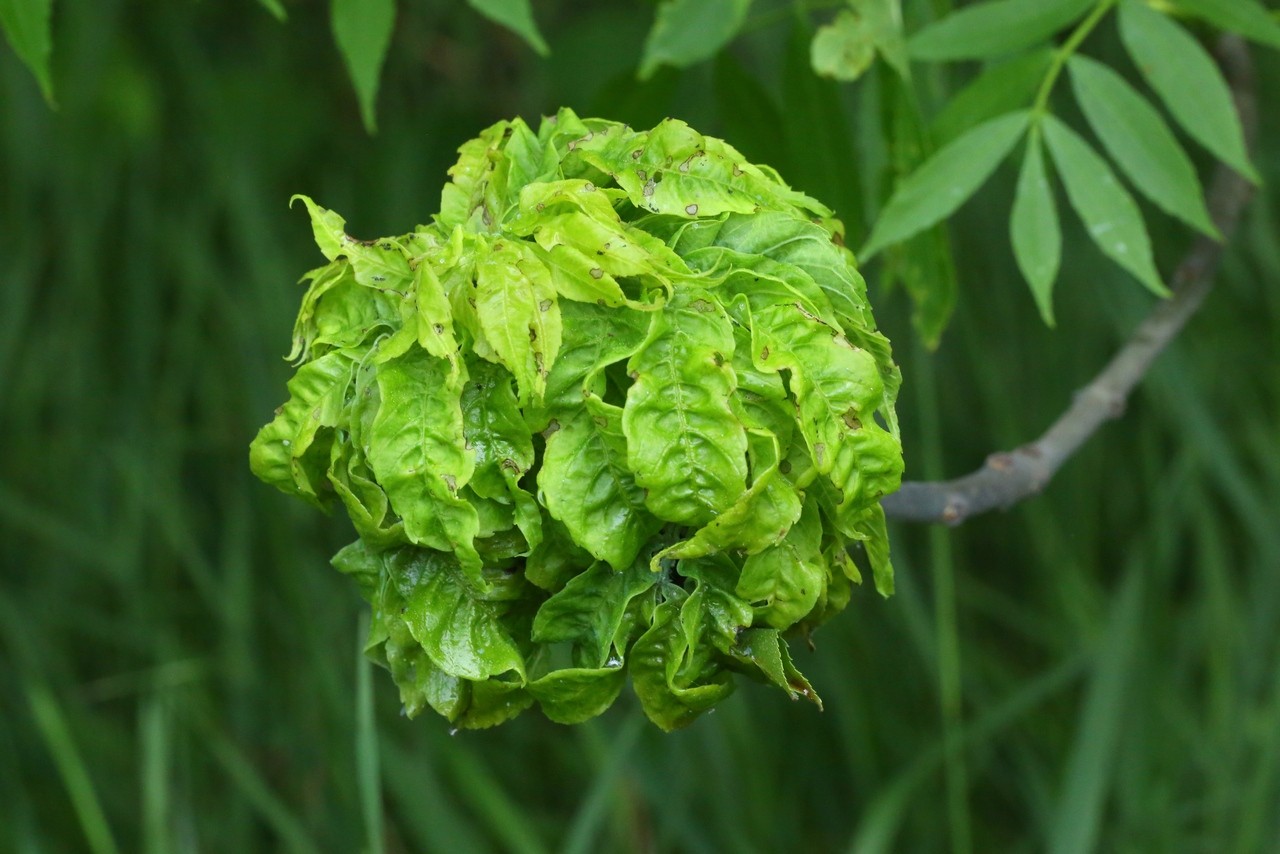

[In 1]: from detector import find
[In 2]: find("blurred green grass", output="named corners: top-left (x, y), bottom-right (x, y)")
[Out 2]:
top-left (1, 1), bottom-right (1278, 851)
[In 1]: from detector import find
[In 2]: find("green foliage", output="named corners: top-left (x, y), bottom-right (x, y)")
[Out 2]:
top-left (0, 0), bottom-right (54, 104)
top-left (250, 111), bottom-right (903, 730)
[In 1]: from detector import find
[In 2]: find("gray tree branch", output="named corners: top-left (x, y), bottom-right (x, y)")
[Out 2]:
top-left (882, 35), bottom-right (1258, 526)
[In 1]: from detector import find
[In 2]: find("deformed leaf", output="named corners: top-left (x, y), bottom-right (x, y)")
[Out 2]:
top-left (367, 348), bottom-right (484, 582)
top-left (629, 597), bottom-right (735, 731)
top-left (331, 0), bottom-right (396, 134)
top-left (475, 240), bottom-right (562, 404)
top-left (1042, 114), bottom-right (1166, 296)
top-left (908, 0), bottom-right (1094, 61)
top-left (466, 0), bottom-right (550, 57)
top-left (736, 499), bottom-right (826, 629)
top-left (860, 110), bottom-right (1029, 259)
top-left (389, 548), bottom-right (526, 681)
top-left (623, 289), bottom-right (749, 527)
top-left (0, 0), bottom-right (55, 104)
top-left (1011, 132), bottom-right (1062, 325)
top-left (1068, 54), bottom-right (1218, 238)
top-left (538, 400), bottom-right (662, 571)
top-left (639, 0), bottom-right (753, 80)
top-left (1117, 0), bottom-right (1259, 183)
top-left (811, 10), bottom-right (877, 82)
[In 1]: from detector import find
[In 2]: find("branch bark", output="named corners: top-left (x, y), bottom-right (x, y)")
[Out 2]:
top-left (882, 35), bottom-right (1258, 526)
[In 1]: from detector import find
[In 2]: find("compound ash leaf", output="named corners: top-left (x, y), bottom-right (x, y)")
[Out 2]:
top-left (367, 348), bottom-right (484, 584)
top-left (638, 0), bottom-right (753, 80)
top-left (860, 110), bottom-right (1029, 259)
top-left (736, 498), bottom-right (827, 629)
top-left (475, 239), bottom-right (562, 405)
top-left (623, 289), bottom-right (749, 527)
top-left (388, 548), bottom-right (526, 682)
top-left (1011, 132), bottom-right (1062, 326)
top-left (331, 0), bottom-right (396, 134)
top-left (249, 349), bottom-right (356, 506)
top-left (1068, 54), bottom-right (1218, 239)
top-left (908, 0), bottom-right (1094, 61)
top-left (1042, 114), bottom-right (1166, 296)
top-left (931, 48), bottom-right (1054, 146)
top-left (538, 399), bottom-right (662, 571)
top-left (1117, 0), bottom-right (1260, 184)
top-left (465, 0), bottom-right (550, 56)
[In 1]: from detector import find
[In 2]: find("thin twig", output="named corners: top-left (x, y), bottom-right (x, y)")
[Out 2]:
top-left (882, 35), bottom-right (1258, 526)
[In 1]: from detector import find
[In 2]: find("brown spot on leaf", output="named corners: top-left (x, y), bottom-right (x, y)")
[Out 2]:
top-left (589, 267), bottom-right (604, 279)
top-left (539, 299), bottom-right (552, 312)
top-left (842, 408), bottom-right (862, 430)
top-left (814, 443), bottom-right (826, 466)
top-left (685, 204), bottom-right (699, 215)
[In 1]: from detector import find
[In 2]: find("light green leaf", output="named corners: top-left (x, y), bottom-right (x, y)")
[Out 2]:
top-left (532, 561), bottom-right (657, 667)
top-left (389, 548), bottom-right (526, 681)
top-left (1176, 0), bottom-right (1280, 50)
top-left (527, 668), bottom-right (627, 725)
top-left (811, 10), bottom-right (877, 82)
top-left (728, 628), bottom-right (821, 704)
top-left (0, 0), bottom-right (55, 104)
top-left (1068, 54), bottom-right (1218, 238)
top-left (290, 194), bottom-right (349, 262)
top-left (413, 262), bottom-right (460, 363)
top-left (1118, 0), bottom-right (1259, 183)
top-left (475, 240), bottom-right (562, 405)
top-left (331, 0), bottom-right (396, 134)
top-left (629, 597), bottom-right (735, 731)
top-left (1042, 114), bottom-right (1167, 296)
top-left (638, 0), bottom-right (753, 80)
top-left (623, 289), bottom-right (749, 527)
top-left (256, 0), bottom-right (286, 21)
top-left (860, 110), bottom-right (1029, 259)
top-left (367, 348), bottom-right (484, 583)
top-left (660, 430), bottom-right (803, 563)
top-left (541, 301), bottom-right (650, 414)
top-left (736, 499), bottom-right (827, 629)
top-left (538, 401), bottom-right (662, 571)
top-left (908, 0), bottom-right (1094, 61)
top-left (1011, 132), bottom-right (1062, 325)
top-left (249, 350), bottom-right (355, 505)
top-left (931, 48), bottom-right (1054, 145)
top-left (465, 0), bottom-right (550, 56)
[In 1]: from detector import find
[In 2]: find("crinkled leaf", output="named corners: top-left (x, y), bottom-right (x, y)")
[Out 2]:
top-left (629, 597), bottom-right (735, 731)
top-left (331, 0), bottom-right (396, 134)
top-left (465, 0), bottom-right (550, 56)
top-left (539, 400), bottom-right (662, 570)
top-left (1011, 132), bottom-right (1062, 325)
top-left (542, 301), bottom-right (651, 414)
top-left (1175, 0), bottom-right (1280, 50)
top-left (660, 430), bottom-right (802, 562)
top-left (932, 48), bottom-right (1054, 145)
top-left (1117, 1), bottom-right (1259, 183)
top-left (528, 668), bottom-right (627, 725)
top-left (532, 561), bottom-right (657, 667)
top-left (249, 350), bottom-right (355, 506)
top-left (860, 110), bottom-right (1029, 259)
top-left (0, 0), bottom-right (55, 104)
top-left (623, 289), bottom-right (749, 526)
top-left (291, 194), bottom-right (349, 262)
top-left (389, 548), bottom-right (525, 681)
top-left (736, 499), bottom-right (827, 629)
top-left (639, 0), bottom-right (753, 79)
top-left (329, 444), bottom-right (405, 548)
top-left (475, 239), bottom-right (562, 404)
top-left (1042, 114), bottom-right (1166, 296)
top-left (367, 348), bottom-right (484, 582)
top-left (729, 628), bottom-right (821, 705)
top-left (811, 10), bottom-right (877, 82)
top-left (908, 0), bottom-right (1094, 61)
top-left (1068, 54), bottom-right (1218, 238)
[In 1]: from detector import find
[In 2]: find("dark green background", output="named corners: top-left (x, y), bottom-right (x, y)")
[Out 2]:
top-left (2, 1), bottom-right (1278, 851)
